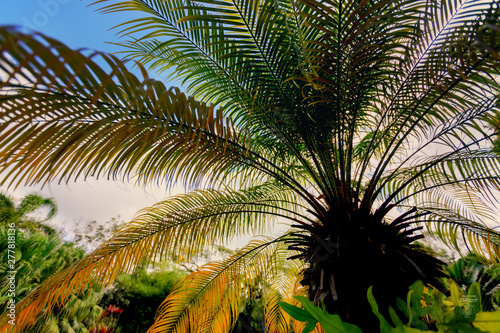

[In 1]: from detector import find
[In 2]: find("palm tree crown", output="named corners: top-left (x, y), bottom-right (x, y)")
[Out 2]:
top-left (1, 0), bottom-right (500, 331)
top-left (0, 193), bottom-right (57, 233)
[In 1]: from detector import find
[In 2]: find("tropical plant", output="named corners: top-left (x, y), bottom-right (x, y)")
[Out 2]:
top-left (1, 0), bottom-right (500, 331)
top-left (90, 304), bottom-right (124, 333)
top-left (31, 286), bottom-right (103, 333)
top-left (446, 253), bottom-right (500, 311)
top-left (0, 228), bottom-right (102, 332)
top-left (283, 281), bottom-right (500, 332)
top-left (281, 296), bottom-right (362, 333)
top-left (367, 280), bottom-right (500, 332)
top-left (99, 264), bottom-right (186, 333)
top-left (0, 193), bottom-right (57, 234)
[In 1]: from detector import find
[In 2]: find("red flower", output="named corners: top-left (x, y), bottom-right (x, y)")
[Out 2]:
top-left (106, 304), bottom-right (124, 315)
top-left (100, 304), bottom-right (124, 318)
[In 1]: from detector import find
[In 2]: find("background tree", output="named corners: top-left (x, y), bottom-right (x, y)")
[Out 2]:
top-left (2, 0), bottom-right (500, 331)
top-left (0, 193), bottom-right (103, 332)
top-left (0, 193), bottom-right (57, 234)
top-left (72, 217), bottom-right (125, 252)
top-left (0, 228), bottom-right (102, 332)
top-left (99, 264), bottom-right (186, 333)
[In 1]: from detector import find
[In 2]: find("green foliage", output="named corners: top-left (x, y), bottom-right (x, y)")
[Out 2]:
top-left (99, 264), bottom-right (186, 333)
top-left (0, 193), bottom-right (57, 234)
top-left (280, 296), bottom-right (362, 333)
top-left (281, 281), bottom-right (500, 332)
top-left (0, 229), bottom-right (67, 307)
top-left (32, 287), bottom-right (103, 333)
top-left (0, 227), bottom-right (102, 332)
top-left (368, 281), bottom-right (500, 332)
top-left (3, 0), bottom-right (500, 330)
top-left (446, 254), bottom-right (500, 311)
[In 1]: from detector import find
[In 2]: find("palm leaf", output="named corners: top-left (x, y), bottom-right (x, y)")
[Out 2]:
top-left (0, 25), bottom-right (322, 209)
top-left (0, 26), bottom-right (248, 189)
top-left (0, 183), bottom-right (307, 331)
top-left (148, 235), bottom-right (300, 333)
top-left (3, 0), bottom-right (500, 331)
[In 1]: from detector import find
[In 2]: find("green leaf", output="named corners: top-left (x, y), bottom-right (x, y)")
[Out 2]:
top-left (468, 282), bottom-right (483, 313)
top-left (389, 306), bottom-right (404, 327)
top-left (14, 247), bottom-right (22, 262)
top-left (450, 282), bottom-right (463, 307)
top-left (279, 301), bottom-right (316, 323)
top-left (368, 286), bottom-right (395, 332)
top-left (473, 311), bottom-right (500, 331)
top-left (293, 296), bottom-right (362, 333)
top-left (303, 321), bottom-right (319, 333)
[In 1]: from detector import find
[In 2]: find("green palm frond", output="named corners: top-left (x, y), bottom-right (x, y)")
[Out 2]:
top-left (92, 0), bottom-right (305, 108)
top-left (415, 207), bottom-right (500, 257)
top-left (0, 25), bottom-right (320, 209)
top-left (17, 194), bottom-right (57, 220)
top-left (0, 193), bottom-right (57, 229)
top-left (0, 26), bottom-right (255, 190)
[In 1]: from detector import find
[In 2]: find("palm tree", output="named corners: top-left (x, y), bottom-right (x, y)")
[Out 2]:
top-left (0, 228), bottom-right (102, 332)
top-left (0, 193), bottom-right (57, 233)
top-left (1, 0), bottom-right (500, 331)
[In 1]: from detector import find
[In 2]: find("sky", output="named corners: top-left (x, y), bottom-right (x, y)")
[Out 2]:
top-left (0, 0), bottom-right (181, 232)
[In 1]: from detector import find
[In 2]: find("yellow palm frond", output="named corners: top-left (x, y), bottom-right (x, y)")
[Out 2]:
top-left (148, 235), bottom-right (298, 333)
top-left (262, 245), bottom-right (303, 333)
top-left (0, 185), bottom-right (307, 331)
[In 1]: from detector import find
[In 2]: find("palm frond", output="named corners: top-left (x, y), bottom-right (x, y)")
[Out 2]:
top-left (92, 0), bottom-right (305, 109)
top-left (1, 184), bottom-right (306, 331)
top-left (363, 0), bottom-right (500, 198)
top-left (380, 148), bottom-right (500, 197)
top-left (0, 25), bottom-right (323, 209)
top-left (262, 245), bottom-right (303, 333)
top-left (3, 0), bottom-right (500, 330)
top-left (411, 206), bottom-right (500, 258)
top-left (0, 26), bottom-right (247, 189)
top-left (148, 235), bottom-right (298, 333)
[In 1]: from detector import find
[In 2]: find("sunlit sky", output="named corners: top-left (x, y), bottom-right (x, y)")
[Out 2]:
top-left (0, 0), bottom-right (182, 231)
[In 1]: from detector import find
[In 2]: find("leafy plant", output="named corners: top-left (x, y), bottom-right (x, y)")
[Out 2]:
top-left (99, 265), bottom-right (186, 333)
top-left (368, 281), bottom-right (500, 332)
top-left (282, 281), bottom-right (500, 332)
top-left (0, 228), bottom-right (102, 332)
top-left (2, 0), bottom-right (500, 331)
top-left (446, 254), bottom-right (500, 311)
top-left (280, 296), bottom-right (362, 333)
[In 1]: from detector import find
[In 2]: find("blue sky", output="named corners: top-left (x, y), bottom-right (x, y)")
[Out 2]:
top-left (1, 0), bottom-right (126, 52)
top-left (0, 0), bottom-right (180, 231)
